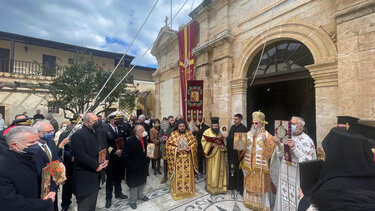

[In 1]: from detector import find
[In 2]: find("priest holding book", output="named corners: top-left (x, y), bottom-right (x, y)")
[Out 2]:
top-left (272, 116), bottom-right (316, 211)
top-left (201, 117), bottom-right (227, 195)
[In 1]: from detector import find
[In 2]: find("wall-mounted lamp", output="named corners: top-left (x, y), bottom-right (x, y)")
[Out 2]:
top-left (24, 46), bottom-right (28, 53)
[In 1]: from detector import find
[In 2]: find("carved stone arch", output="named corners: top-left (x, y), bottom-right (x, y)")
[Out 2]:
top-left (233, 22), bottom-right (338, 87)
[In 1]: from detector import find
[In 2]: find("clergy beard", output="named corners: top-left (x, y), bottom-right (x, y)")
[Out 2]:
top-left (178, 129), bottom-right (186, 134)
top-left (251, 125), bottom-right (262, 137)
top-left (211, 128), bottom-right (220, 135)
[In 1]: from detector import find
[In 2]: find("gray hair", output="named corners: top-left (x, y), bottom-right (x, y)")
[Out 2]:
top-left (138, 114), bottom-right (146, 121)
top-left (6, 126), bottom-right (38, 146)
top-left (83, 113), bottom-right (96, 123)
top-left (133, 124), bottom-right (144, 134)
top-left (45, 113), bottom-right (53, 119)
top-left (292, 116), bottom-right (305, 127)
top-left (33, 120), bottom-right (51, 133)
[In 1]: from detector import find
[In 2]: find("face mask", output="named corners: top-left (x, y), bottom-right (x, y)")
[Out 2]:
top-left (61, 126), bottom-right (67, 131)
top-left (101, 120), bottom-right (105, 123)
top-left (291, 124), bottom-right (297, 133)
top-left (115, 121), bottom-right (121, 126)
top-left (142, 131), bottom-right (148, 137)
top-left (42, 133), bottom-right (55, 141)
top-left (17, 143), bottom-right (40, 156)
top-left (129, 121), bottom-right (133, 126)
top-left (145, 120), bottom-right (150, 125)
top-left (92, 121), bottom-right (100, 131)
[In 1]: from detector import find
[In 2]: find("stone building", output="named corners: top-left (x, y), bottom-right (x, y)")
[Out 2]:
top-left (151, 0), bottom-right (375, 147)
top-left (0, 31), bottom-right (155, 125)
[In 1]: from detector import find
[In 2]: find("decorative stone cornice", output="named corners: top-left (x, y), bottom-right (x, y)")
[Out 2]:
top-left (230, 78), bottom-right (248, 95)
top-left (335, 1), bottom-right (375, 24)
top-left (306, 60), bottom-right (338, 88)
top-left (193, 30), bottom-right (234, 55)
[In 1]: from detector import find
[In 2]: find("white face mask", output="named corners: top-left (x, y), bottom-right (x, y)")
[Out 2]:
top-left (142, 131), bottom-right (148, 137)
top-left (62, 126), bottom-right (67, 131)
top-left (144, 120), bottom-right (150, 125)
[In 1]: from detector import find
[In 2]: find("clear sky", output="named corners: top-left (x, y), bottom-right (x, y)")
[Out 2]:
top-left (0, 0), bottom-right (203, 68)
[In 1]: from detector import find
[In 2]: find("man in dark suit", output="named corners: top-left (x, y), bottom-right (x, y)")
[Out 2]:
top-left (33, 109), bottom-right (45, 120)
top-left (45, 113), bottom-right (59, 133)
top-left (57, 116), bottom-right (80, 211)
top-left (33, 120), bottom-right (62, 211)
top-left (122, 125), bottom-right (149, 210)
top-left (0, 126), bottom-right (55, 210)
top-left (103, 112), bottom-right (128, 208)
top-left (71, 113), bottom-right (109, 211)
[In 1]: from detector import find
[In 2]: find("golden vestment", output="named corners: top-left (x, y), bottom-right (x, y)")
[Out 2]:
top-left (166, 130), bottom-right (198, 200)
top-left (242, 129), bottom-right (275, 211)
top-left (201, 129), bottom-right (227, 195)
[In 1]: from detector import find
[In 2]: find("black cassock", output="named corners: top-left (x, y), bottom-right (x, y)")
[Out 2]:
top-left (196, 123), bottom-right (210, 174)
top-left (227, 123), bottom-right (248, 194)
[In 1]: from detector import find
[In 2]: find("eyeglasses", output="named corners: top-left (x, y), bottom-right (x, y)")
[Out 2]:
top-left (252, 122), bottom-right (259, 125)
top-left (42, 129), bottom-right (54, 134)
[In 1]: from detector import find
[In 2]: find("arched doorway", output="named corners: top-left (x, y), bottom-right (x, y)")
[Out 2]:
top-left (246, 40), bottom-right (317, 143)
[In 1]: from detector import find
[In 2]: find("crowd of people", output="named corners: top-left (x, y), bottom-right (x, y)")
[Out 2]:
top-left (0, 109), bottom-right (374, 211)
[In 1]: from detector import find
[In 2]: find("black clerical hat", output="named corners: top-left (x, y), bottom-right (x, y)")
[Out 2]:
top-left (211, 117), bottom-right (219, 124)
top-left (337, 116), bottom-right (359, 125)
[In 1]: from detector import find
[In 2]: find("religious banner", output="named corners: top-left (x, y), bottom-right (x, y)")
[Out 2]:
top-left (186, 80), bottom-right (203, 123)
top-left (275, 120), bottom-right (292, 164)
top-left (178, 21), bottom-right (196, 120)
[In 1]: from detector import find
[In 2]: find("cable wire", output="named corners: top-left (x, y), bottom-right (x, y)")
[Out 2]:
top-left (93, 0), bottom-right (191, 112)
top-left (248, 0), bottom-right (276, 87)
top-left (85, 0), bottom-right (160, 114)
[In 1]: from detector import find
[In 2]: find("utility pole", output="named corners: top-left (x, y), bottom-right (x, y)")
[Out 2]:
top-left (170, 0), bottom-right (172, 29)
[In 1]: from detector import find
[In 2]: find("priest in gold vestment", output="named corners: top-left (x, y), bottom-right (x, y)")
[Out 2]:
top-left (166, 120), bottom-right (198, 200)
top-left (240, 111), bottom-right (276, 211)
top-left (201, 117), bottom-right (227, 195)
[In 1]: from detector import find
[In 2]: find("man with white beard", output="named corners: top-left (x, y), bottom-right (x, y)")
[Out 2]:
top-left (240, 111), bottom-right (276, 210)
top-left (271, 116), bottom-right (316, 211)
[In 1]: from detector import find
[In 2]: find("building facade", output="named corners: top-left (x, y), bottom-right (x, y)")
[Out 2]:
top-left (152, 0), bottom-right (375, 147)
top-left (0, 31), bottom-right (155, 125)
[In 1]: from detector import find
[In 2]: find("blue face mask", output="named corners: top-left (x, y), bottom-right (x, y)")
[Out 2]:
top-left (42, 133), bottom-right (55, 141)
top-left (17, 143), bottom-right (40, 156)
top-left (291, 124), bottom-right (297, 133)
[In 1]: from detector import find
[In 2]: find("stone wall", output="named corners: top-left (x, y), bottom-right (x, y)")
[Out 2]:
top-left (152, 0), bottom-right (375, 147)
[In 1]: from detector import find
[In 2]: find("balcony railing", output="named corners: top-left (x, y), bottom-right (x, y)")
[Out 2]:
top-left (0, 59), bottom-right (61, 77)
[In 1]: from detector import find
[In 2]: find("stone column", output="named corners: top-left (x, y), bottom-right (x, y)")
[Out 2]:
top-left (306, 60), bottom-right (338, 148)
top-left (230, 78), bottom-right (248, 127)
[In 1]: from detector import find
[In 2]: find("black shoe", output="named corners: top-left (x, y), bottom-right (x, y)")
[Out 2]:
top-left (139, 196), bottom-right (149, 201)
top-left (115, 193), bottom-right (128, 199)
top-left (105, 200), bottom-right (111, 208)
top-left (130, 202), bottom-right (137, 209)
top-left (61, 207), bottom-right (69, 211)
top-left (157, 169), bottom-right (161, 174)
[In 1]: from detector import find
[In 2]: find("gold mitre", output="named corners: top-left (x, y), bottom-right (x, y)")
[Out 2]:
top-left (252, 110), bottom-right (268, 124)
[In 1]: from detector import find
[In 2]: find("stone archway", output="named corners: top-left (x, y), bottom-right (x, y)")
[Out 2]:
top-left (231, 22), bottom-right (338, 146)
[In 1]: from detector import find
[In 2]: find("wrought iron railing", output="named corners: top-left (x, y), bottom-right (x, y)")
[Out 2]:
top-left (0, 59), bottom-right (61, 77)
